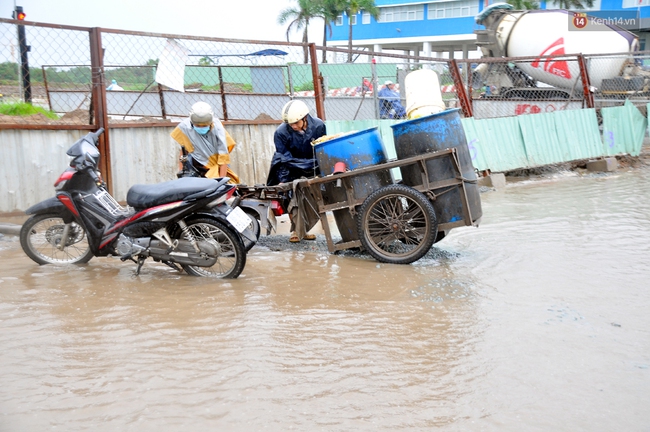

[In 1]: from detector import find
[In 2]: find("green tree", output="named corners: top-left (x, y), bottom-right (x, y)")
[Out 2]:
top-left (549, 0), bottom-right (594, 8)
top-left (198, 57), bottom-right (214, 66)
top-left (278, 0), bottom-right (320, 64)
top-left (507, 0), bottom-right (540, 9)
top-left (339, 0), bottom-right (380, 63)
top-left (0, 61), bottom-right (18, 82)
top-left (315, 0), bottom-right (345, 63)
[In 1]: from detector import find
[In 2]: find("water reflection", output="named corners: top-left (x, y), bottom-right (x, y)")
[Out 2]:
top-left (1, 168), bottom-right (649, 430)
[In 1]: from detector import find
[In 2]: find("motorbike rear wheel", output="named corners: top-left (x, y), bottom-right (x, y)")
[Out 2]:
top-left (20, 213), bottom-right (93, 265)
top-left (180, 218), bottom-right (246, 278)
top-left (243, 211), bottom-right (261, 252)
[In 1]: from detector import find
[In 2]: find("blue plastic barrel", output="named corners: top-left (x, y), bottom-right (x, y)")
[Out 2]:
top-left (314, 127), bottom-right (387, 172)
top-left (314, 127), bottom-right (393, 242)
top-left (391, 109), bottom-right (482, 226)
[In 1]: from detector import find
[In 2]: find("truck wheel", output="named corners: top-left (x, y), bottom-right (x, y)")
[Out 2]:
top-left (357, 184), bottom-right (437, 264)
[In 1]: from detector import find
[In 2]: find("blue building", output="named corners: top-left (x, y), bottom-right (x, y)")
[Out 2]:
top-left (326, 0), bottom-right (650, 59)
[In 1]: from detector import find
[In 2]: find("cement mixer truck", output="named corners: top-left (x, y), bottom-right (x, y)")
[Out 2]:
top-left (472, 3), bottom-right (648, 100)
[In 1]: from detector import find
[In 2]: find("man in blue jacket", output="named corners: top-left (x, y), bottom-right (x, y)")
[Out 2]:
top-left (378, 80), bottom-right (406, 119)
top-left (267, 100), bottom-right (326, 242)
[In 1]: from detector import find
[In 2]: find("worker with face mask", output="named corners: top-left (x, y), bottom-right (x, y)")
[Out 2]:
top-left (171, 101), bottom-right (239, 182)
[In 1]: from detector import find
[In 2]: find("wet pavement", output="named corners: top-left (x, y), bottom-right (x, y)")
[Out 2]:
top-left (1, 164), bottom-right (650, 431)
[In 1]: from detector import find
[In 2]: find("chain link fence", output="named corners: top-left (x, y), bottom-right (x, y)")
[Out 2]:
top-left (1, 18), bottom-right (647, 127)
top-left (0, 20), bottom-right (92, 125)
top-left (456, 51), bottom-right (650, 120)
top-left (586, 51), bottom-right (650, 117)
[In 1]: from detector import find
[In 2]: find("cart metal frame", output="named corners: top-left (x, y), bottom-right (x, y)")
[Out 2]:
top-left (298, 147), bottom-right (479, 253)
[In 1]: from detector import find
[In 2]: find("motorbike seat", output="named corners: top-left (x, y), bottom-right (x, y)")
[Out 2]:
top-left (126, 177), bottom-right (221, 209)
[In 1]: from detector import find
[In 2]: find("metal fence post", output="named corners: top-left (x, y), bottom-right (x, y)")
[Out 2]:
top-left (309, 43), bottom-right (325, 120)
top-left (449, 59), bottom-right (473, 118)
top-left (218, 66), bottom-right (228, 121)
top-left (578, 54), bottom-right (594, 109)
top-left (89, 27), bottom-right (112, 194)
top-left (371, 58), bottom-right (379, 119)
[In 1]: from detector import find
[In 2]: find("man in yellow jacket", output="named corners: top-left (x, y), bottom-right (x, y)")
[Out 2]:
top-left (171, 101), bottom-right (239, 183)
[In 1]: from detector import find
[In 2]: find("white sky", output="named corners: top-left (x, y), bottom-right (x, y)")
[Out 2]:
top-left (3, 0), bottom-right (324, 43)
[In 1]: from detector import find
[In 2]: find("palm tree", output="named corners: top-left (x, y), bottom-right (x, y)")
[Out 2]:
top-left (316, 0), bottom-right (345, 63)
top-left (278, 0), bottom-right (319, 64)
top-left (339, 0), bottom-right (380, 63)
top-left (507, 0), bottom-right (540, 9)
top-left (549, 0), bottom-right (594, 8)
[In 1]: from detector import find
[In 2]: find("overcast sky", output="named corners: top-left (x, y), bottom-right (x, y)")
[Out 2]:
top-left (3, 0), bottom-right (324, 42)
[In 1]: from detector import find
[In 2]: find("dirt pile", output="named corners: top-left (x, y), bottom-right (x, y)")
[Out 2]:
top-left (0, 109), bottom-right (171, 125)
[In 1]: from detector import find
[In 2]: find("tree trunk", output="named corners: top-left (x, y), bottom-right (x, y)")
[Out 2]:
top-left (347, 22), bottom-right (353, 63)
top-left (322, 26), bottom-right (328, 64)
top-left (303, 27), bottom-right (309, 64)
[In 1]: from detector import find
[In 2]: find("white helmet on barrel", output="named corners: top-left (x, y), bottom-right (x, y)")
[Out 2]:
top-left (189, 101), bottom-right (214, 125)
top-left (281, 100), bottom-right (309, 124)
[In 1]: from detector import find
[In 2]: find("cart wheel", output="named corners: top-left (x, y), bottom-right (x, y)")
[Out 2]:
top-left (357, 184), bottom-right (438, 264)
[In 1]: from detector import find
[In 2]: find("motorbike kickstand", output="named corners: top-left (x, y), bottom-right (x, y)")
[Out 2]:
top-left (134, 255), bottom-right (146, 276)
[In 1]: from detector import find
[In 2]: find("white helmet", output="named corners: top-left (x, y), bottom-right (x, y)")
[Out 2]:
top-left (281, 100), bottom-right (309, 124)
top-left (189, 101), bottom-right (213, 124)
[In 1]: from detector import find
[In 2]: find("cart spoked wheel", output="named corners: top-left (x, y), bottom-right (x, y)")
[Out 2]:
top-left (357, 184), bottom-right (438, 264)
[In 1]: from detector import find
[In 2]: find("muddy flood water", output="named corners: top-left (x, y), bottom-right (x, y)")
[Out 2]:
top-left (1, 166), bottom-right (649, 431)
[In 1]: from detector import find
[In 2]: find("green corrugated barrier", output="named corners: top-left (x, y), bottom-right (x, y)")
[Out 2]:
top-left (461, 116), bottom-right (526, 172)
top-left (601, 100), bottom-right (647, 157)
top-left (326, 104), bottom-right (647, 172)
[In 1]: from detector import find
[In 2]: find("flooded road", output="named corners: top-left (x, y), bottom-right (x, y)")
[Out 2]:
top-left (1, 167), bottom-right (649, 431)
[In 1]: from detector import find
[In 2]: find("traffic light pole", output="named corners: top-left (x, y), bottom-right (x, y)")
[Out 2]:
top-left (14, 6), bottom-right (31, 103)
top-left (17, 21), bottom-right (31, 103)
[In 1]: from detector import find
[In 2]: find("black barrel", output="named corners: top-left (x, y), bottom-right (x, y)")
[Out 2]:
top-left (390, 109), bottom-right (482, 225)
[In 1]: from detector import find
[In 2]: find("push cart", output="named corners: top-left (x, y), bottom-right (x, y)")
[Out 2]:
top-left (291, 146), bottom-right (481, 264)
top-left (237, 109), bottom-right (482, 264)
top-left (236, 145), bottom-right (480, 264)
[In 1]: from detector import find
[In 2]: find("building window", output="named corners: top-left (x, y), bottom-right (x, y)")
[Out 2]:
top-left (427, 1), bottom-right (479, 19)
top-left (362, 12), bottom-right (371, 24)
top-left (623, 0), bottom-right (647, 7)
top-left (350, 14), bottom-right (357, 25)
top-left (336, 15), bottom-right (343, 26)
top-left (378, 5), bottom-right (425, 22)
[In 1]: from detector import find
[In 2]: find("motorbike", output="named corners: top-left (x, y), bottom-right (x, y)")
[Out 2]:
top-left (20, 128), bottom-right (253, 278)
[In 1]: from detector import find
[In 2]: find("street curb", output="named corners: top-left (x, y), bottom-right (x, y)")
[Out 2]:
top-left (0, 223), bottom-right (21, 236)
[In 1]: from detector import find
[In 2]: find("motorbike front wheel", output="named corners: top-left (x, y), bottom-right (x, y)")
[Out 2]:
top-left (20, 214), bottom-right (93, 265)
top-left (180, 218), bottom-right (246, 279)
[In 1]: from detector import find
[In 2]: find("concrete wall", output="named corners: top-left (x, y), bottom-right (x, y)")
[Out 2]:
top-left (0, 124), bottom-right (278, 213)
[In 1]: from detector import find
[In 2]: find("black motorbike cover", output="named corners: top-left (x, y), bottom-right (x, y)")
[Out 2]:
top-left (126, 177), bottom-right (223, 209)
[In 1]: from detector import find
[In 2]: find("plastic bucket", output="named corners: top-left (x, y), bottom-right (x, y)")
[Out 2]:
top-left (314, 127), bottom-right (387, 172)
top-left (391, 109), bottom-right (482, 225)
top-left (314, 128), bottom-right (393, 242)
top-left (405, 69), bottom-right (445, 119)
